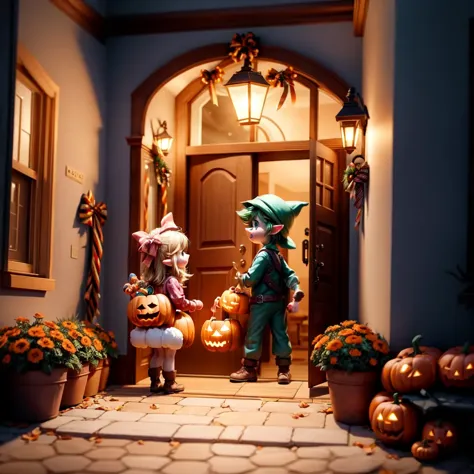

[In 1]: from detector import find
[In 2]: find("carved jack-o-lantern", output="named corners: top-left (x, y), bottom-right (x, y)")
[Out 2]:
top-left (438, 343), bottom-right (474, 389)
top-left (411, 439), bottom-right (440, 462)
top-left (127, 294), bottom-right (175, 328)
top-left (173, 312), bottom-right (195, 349)
top-left (201, 317), bottom-right (243, 352)
top-left (422, 420), bottom-right (457, 451)
top-left (220, 287), bottom-right (249, 315)
top-left (370, 393), bottom-right (419, 445)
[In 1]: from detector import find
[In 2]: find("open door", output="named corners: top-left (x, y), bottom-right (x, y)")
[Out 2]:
top-left (308, 140), bottom-right (343, 388)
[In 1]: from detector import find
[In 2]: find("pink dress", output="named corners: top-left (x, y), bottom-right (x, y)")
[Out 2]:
top-left (154, 276), bottom-right (200, 313)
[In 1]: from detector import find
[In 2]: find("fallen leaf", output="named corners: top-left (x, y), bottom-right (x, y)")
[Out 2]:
top-left (149, 404), bottom-right (159, 410)
top-left (116, 406), bottom-right (123, 411)
top-left (169, 441), bottom-right (180, 448)
top-left (94, 438), bottom-right (103, 444)
top-left (256, 446), bottom-right (263, 450)
top-left (137, 440), bottom-right (145, 445)
top-left (89, 436), bottom-right (98, 442)
top-left (46, 431), bottom-right (55, 437)
top-left (95, 406), bottom-right (113, 411)
top-left (220, 403), bottom-right (230, 408)
top-left (31, 427), bottom-right (42, 436)
top-left (109, 397), bottom-right (119, 401)
top-left (291, 412), bottom-right (310, 419)
top-left (56, 435), bottom-right (72, 440)
top-left (298, 401), bottom-right (310, 408)
top-left (386, 454), bottom-right (400, 460)
top-left (363, 445), bottom-right (376, 455)
top-left (353, 442), bottom-right (365, 448)
top-left (319, 406), bottom-right (333, 414)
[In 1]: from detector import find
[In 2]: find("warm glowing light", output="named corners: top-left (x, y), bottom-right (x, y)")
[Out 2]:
top-left (467, 363), bottom-right (473, 370)
top-left (212, 330), bottom-right (222, 338)
top-left (429, 430), bottom-right (435, 437)
top-left (377, 414), bottom-right (384, 421)
top-left (412, 370), bottom-right (422, 377)
top-left (446, 430), bottom-right (453, 437)
top-left (388, 413), bottom-right (398, 421)
top-left (156, 136), bottom-right (173, 154)
top-left (454, 370), bottom-right (460, 377)
top-left (339, 121), bottom-right (360, 154)
top-left (207, 325), bottom-right (213, 332)
top-left (220, 324), bottom-right (230, 332)
top-left (400, 364), bottom-right (410, 374)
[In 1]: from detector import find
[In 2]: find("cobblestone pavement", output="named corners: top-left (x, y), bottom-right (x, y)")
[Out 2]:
top-left (0, 386), bottom-right (472, 474)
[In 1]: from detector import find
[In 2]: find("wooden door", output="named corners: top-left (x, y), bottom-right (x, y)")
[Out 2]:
top-left (175, 154), bottom-right (253, 375)
top-left (308, 141), bottom-right (343, 387)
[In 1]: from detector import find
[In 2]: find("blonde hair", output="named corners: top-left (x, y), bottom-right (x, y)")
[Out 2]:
top-left (140, 230), bottom-right (192, 287)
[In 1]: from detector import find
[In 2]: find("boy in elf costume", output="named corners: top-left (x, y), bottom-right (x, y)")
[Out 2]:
top-left (231, 194), bottom-right (308, 384)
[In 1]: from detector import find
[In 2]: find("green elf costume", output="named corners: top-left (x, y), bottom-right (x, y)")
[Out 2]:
top-left (230, 194), bottom-right (308, 384)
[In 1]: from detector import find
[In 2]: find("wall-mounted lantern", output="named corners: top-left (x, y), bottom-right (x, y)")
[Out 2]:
top-left (153, 120), bottom-right (173, 155)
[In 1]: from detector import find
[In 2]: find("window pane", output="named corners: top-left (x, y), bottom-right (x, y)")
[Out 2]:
top-left (13, 79), bottom-right (34, 168)
top-left (318, 89), bottom-right (341, 141)
top-left (9, 170), bottom-right (32, 263)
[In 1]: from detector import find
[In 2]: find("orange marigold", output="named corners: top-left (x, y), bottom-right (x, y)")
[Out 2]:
top-left (330, 356), bottom-right (338, 365)
top-left (33, 313), bottom-right (44, 320)
top-left (38, 337), bottom-right (55, 349)
top-left (108, 331), bottom-right (115, 339)
top-left (61, 321), bottom-right (77, 330)
top-left (369, 358), bottom-right (378, 366)
top-left (345, 335), bottom-right (363, 345)
top-left (111, 341), bottom-right (118, 349)
top-left (15, 317), bottom-right (29, 323)
top-left (373, 339), bottom-right (389, 354)
top-left (315, 335), bottom-right (329, 349)
top-left (62, 339), bottom-right (76, 354)
top-left (49, 330), bottom-right (64, 341)
top-left (68, 330), bottom-right (82, 340)
top-left (99, 332), bottom-right (111, 343)
top-left (312, 334), bottom-right (323, 345)
top-left (327, 339), bottom-right (343, 351)
top-left (349, 349), bottom-right (362, 357)
top-left (365, 333), bottom-right (378, 342)
top-left (93, 339), bottom-right (103, 351)
top-left (2, 354), bottom-right (11, 364)
top-left (341, 320), bottom-right (357, 327)
top-left (28, 326), bottom-right (46, 338)
top-left (325, 325), bottom-right (341, 333)
top-left (339, 329), bottom-right (355, 336)
top-left (27, 348), bottom-right (44, 363)
top-left (12, 339), bottom-right (30, 354)
top-left (84, 328), bottom-right (96, 337)
top-left (6, 328), bottom-right (20, 338)
top-left (44, 321), bottom-right (58, 330)
top-left (353, 324), bottom-right (371, 334)
top-left (81, 336), bottom-right (92, 347)
top-left (0, 336), bottom-right (7, 349)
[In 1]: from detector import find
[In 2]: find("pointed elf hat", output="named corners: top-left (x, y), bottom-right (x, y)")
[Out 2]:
top-left (240, 194), bottom-right (308, 249)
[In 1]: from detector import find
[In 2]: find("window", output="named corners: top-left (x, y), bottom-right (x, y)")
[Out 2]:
top-left (4, 44), bottom-right (58, 292)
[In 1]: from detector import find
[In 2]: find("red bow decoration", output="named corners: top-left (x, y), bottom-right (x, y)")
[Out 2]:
top-left (266, 67), bottom-right (298, 110)
top-left (342, 156), bottom-right (370, 229)
top-left (78, 191), bottom-right (107, 322)
top-left (201, 67), bottom-right (225, 106)
top-left (228, 32), bottom-right (260, 64)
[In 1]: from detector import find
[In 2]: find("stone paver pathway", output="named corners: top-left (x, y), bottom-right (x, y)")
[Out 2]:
top-left (0, 385), bottom-right (472, 474)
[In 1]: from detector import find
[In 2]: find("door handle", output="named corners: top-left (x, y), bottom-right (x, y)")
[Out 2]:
top-left (302, 239), bottom-right (309, 266)
top-left (316, 243), bottom-right (324, 251)
top-left (239, 244), bottom-right (246, 255)
top-left (313, 260), bottom-right (324, 287)
top-left (240, 259), bottom-right (246, 268)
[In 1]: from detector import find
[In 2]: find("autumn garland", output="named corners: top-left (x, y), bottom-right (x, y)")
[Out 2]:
top-left (342, 156), bottom-right (370, 229)
top-left (200, 67), bottom-right (225, 106)
top-left (153, 148), bottom-right (172, 215)
top-left (228, 32), bottom-right (260, 63)
top-left (266, 67), bottom-right (298, 110)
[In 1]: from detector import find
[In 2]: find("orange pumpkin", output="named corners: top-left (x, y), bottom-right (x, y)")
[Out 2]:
top-left (369, 391), bottom-right (392, 421)
top-left (422, 419), bottom-right (457, 451)
top-left (370, 393), bottom-right (419, 445)
top-left (220, 287), bottom-right (249, 315)
top-left (127, 294), bottom-right (175, 328)
top-left (397, 335), bottom-right (442, 361)
top-left (438, 342), bottom-right (474, 388)
top-left (201, 317), bottom-right (243, 352)
top-left (173, 312), bottom-right (195, 349)
top-left (411, 439), bottom-right (439, 462)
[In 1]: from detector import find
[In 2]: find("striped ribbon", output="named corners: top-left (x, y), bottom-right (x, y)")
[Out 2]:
top-left (161, 175), bottom-right (168, 216)
top-left (79, 191), bottom-right (107, 322)
top-left (350, 164), bottom-right (369, 229)
top-left (144, 171), bottom-right (150, 232)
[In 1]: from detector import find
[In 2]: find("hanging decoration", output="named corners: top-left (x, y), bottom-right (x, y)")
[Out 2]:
top-left (78, 191), bottom-right (108, 322)
top-left (266, 67), bottom-right (298, 110)
top-left (153, 148), bottom-right (172, 215)
top-left (143, 168), bottom-right (150, 232)
top-left (228, 32), bottom-right (260, 64)
top-left (200, 67), bottom-right (225, 106)
top-left (342, 155), bottom-right (370, 229)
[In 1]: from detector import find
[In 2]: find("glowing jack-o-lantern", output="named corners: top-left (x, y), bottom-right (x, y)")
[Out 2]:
top-left (127, 294), bottom-right (175, 328)
top-left (201, 317), bottom-right (243, 353)
top-left (411, 439), bottom-right (440, 462)
top-left (382, 335), bottom-right (441, 393)
top-left (438, 343), bottom-right (474, 389)
top-left (219, 287), bottom-right (249, 315)
top-left (370, 392), bottom-right (419, 446)
top-left (422, 419), bottom-right (457, 451)
top-left (173, 311), bottom-right (195, 349)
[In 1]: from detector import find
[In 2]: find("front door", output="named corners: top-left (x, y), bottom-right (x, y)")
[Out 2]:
top-left (175, 154), bottom-right (253, 375)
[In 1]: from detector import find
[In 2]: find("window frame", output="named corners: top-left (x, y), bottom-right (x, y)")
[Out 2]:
top-left (3, 43), bottom-right (59, 292)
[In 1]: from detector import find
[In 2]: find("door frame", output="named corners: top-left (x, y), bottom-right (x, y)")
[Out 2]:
top-left (116, 43), bottom-right (351, 385)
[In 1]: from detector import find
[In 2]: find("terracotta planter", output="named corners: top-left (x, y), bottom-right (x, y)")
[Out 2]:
top-left (84, 360), bottom-right (104, 398)
top-left (99, 357), bottom-right (111, 392)
top-left (61, 363), bottom-right (90, 407)
top-left (8, 368), bottom-right (67, 422)
top-left (326, 369), bottom-right (378, 425)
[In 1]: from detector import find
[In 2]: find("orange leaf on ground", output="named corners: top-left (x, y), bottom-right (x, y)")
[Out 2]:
top-left (149, 404), bottom-right (159, 410)
top-left (169, 441), bottom-right (180, 448)
top-left (386, 454), bottom-right (400, 460)
top-left (137, 440), bottom-right (145, 445)
top-left (319, 406), bottom-right (333, 414)
top-left (291, 412), bottom-right (310, 419)
top-left (298, 401), bottom-right (310, 408)
top-left (46, 431), bottom-right (55, 436)
top-left (56, 435), bottom-right (72, 440)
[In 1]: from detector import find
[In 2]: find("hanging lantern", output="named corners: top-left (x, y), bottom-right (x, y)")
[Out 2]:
top-left (335, 87), bottom-right (369, 154)
top-left (153, 120), bottom-right (173, 155)
top-left (224, 58), bottom-right (270, 126)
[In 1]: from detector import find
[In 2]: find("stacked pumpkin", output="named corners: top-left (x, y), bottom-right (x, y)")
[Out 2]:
top-left (370, 335), bottom-right (469, 461)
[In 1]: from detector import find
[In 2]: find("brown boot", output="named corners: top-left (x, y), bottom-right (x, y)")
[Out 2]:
top-left (162, 370), bottom-right (184, 394)
top-left (148, 367), bottom-right (162, 393)
top-left (230, 358), bottom-right (258, 383)
top-left (276, 357), bottom-right (292, 385)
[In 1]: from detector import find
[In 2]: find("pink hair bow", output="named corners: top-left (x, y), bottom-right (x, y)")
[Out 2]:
top-left (158, 212), bottom-right (181, 234)
top-left (132, 229), bottom-right (162, 268)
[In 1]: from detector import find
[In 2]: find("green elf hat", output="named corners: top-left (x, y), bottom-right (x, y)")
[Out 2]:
top-left (241, 194), bottom-right (308, 249)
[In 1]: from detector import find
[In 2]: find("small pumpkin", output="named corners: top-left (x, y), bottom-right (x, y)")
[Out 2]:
top-left (382, 335), bottom-right (439, 393)
top-left (369, 391), bottom-right (393, 421)
top-left (201, 317), bottom-right (243, 352)
top-left (438, 342), bottom-right (474, 388)
top-left (173, 311), bottom-right (195, 349)
top-left (219, 287), bottom-right (249, 315)
top-left (127, 293), bottom-right (175, 328)
top-left (411, 439), bottom-right (439, 462)
top-left (422, 419), bottom-right (457, 451)
top-left (370, 392), bottom-right (419, 445)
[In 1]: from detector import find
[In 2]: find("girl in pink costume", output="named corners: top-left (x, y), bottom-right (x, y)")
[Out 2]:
top-left (131, 213), bottom-right (203, 393)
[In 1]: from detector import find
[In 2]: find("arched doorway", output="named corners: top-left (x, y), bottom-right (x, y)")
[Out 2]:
top-left (126, 43), bottom-right (350, 391)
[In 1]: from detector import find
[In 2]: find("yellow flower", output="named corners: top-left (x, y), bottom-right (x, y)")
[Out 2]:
top-left (327, 339), bottom-right (343, 351)
top-left (12, 339), bottom-right (30, 354)
top-left (339, 329), bottom-right (354, 336)
top-left (93, 339), bottom-right (103, 351)
top-left (38, 337), bottom-right (54, 349)
top-left (61, 321), bottom-right (77, 330)
top-left (345, 335), bottom-right (363, 345)
top-left (341, 320), bottom-right (357, 327)
top-left (27, 348), bottom-right (44, 363)
top-left (28, 326), bottom-right (46, 338)
top-left (330, 356), bottom-right (338, 365)
top-left (349, 349), bottom-right (362, 357)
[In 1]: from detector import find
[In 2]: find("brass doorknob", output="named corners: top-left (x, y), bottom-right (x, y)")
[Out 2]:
top-left (239, 244), bottom-right (246, 255)
top-left (240, 259), bottom-right (246, 267)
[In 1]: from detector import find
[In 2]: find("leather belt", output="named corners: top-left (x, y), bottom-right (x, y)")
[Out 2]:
top-left (250, 294), bottom-right (284, 304)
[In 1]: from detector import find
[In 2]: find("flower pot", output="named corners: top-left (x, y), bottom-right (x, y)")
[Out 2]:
top-left (326, 369), bottom-right (378, 425)
top-left (84, 360), bottom-right (104, 398)
top-left (99, 357), bottom-right (111, 392)
top-left (61, 363), bottom-right (90, 407)
top-left (7, 368), bottom-right (68, 422)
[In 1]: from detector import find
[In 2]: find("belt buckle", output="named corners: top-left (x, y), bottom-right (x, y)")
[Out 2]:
top-left (256, 295), bottom-right (264, 304)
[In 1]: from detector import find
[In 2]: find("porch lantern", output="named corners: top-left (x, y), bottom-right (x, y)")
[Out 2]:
top-left (224, 57), bottom-right (270, 126)
top-left (335, 87), bottom-right (370, 154)
top-left (153, 120), bottom-right (173, 155)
